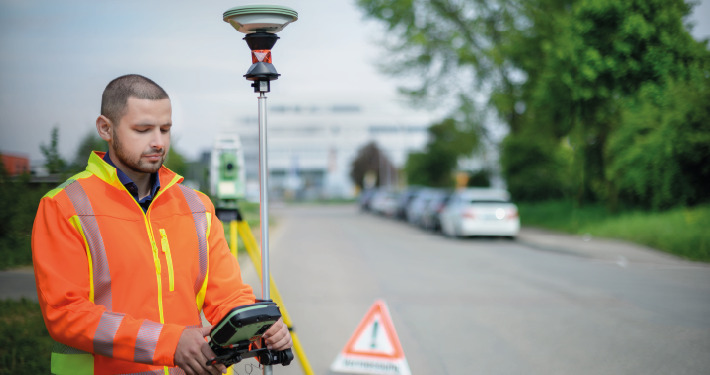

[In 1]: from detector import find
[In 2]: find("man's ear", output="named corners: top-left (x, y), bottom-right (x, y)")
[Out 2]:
top-left (96, 115), bottom-right (112, 142)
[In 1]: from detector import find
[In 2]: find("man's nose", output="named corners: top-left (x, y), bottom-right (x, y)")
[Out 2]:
top-left (150, 129), bottom-right (166, 151)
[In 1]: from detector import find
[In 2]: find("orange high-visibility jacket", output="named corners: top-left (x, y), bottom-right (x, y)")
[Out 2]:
top-left (32, 151), bottom-right (255, 374)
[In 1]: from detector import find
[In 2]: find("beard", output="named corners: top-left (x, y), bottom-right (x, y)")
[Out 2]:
top-left (112, 128), bottom-right (166, 174)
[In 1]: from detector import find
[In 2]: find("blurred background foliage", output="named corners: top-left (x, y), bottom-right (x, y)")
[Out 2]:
top-left (357, 0), bottom-right (710, 211)
top-left (0, 299), bottom-right (52, 373)
top-left (0, 163), bottom-right (46, 270)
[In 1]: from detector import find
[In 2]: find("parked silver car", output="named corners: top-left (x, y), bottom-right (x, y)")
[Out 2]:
top-left (405, 188), bottom-right (440, 226)
top-left (439, 188), bottom-right (520, 238)
top-left (369, 189), bottom-right (400, 217)
top-left (419, 190), bottom-right (452, 232)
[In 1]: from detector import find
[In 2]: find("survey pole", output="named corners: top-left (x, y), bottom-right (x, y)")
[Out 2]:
top-left (222, 6), bottom-right (297, 375)
top-left (258, 91), bottom-right (270, 300)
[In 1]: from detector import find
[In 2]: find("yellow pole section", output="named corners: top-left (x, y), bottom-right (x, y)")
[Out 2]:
top-left (236, 221), bottom-right (315, 375)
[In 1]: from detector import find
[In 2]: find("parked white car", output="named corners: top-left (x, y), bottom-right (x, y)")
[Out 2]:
top-left (439, 188), bottom-right (520, 238)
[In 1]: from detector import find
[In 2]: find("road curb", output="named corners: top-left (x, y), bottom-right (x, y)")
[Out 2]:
top-left (516, 227), bottom-right (704, 267)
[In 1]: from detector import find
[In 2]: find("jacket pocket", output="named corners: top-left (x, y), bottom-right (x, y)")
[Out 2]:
top-left (159, 229), bottom-right (175, 292)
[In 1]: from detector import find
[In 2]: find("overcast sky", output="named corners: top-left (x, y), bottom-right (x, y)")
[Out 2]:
top-left (1, 0), bottom-right (708, 163)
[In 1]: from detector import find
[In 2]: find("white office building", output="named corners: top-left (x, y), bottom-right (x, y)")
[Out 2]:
top-left (233, 103), bottom-right (430, 200)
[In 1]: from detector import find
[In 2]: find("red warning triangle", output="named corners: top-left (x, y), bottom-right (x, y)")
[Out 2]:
top-left (331, 300), bottom-right (411, 375)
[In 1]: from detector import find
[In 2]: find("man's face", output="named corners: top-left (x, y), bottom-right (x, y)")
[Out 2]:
top-left (110, 97), bottom-right (172, 175)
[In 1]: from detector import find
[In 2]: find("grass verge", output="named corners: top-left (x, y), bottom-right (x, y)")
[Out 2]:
top-left (0, 299), bottom-right (52, 374)
top-left (517, 200), bottom-right (710, 262)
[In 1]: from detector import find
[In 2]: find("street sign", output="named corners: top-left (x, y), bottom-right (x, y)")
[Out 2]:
top-left (330, 300), bottom-right (411, 375)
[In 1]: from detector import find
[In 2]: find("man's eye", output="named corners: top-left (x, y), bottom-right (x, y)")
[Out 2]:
top-left (136, 128), bottom-right (150, 133)
top-left (161, 128), bottom-right (171, 134)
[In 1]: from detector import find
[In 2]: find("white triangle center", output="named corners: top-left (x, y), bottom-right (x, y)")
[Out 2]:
top-left (352, 314), bottom-right (395, 355)
top-left (253, 51), bottom-right (268, 62)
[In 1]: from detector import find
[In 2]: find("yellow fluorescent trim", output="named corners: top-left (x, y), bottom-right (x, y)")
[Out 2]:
top-left (159, 229), bottom-right (175, 292)
top-left (44, 171), bottom-right (93, 199)
top-left (205, 212), bottom-right (212, 237)
top-left (145, 217), bottom-right (165, 324)
top-left (195, 212), bottom-right (212, 310)
top-left (195, 275), bottom-right (208, 311)
top-left (69, 215), bottom-right (94, 303)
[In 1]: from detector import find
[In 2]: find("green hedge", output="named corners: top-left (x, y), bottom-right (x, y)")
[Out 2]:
top-left (518, 200), bottom-right (710, 262)
top-left (0, 299), bottom-right (52, 373)
top-left (0, 172), bottom-right (47, 270)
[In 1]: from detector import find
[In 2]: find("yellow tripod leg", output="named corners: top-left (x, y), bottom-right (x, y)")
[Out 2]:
top-left (229, 220), bottom-right (238, 258)
top-left (234, 220), bottom-right (315, 375)
top-left (227, 220), bottom-right (238, 375)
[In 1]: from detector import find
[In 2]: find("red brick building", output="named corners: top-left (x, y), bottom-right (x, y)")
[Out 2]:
top-left (1, 152), bottom-right (30, 176)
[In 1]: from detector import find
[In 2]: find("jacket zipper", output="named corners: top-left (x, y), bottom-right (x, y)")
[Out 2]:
top-left (159, 229), bottom-right (175, 292)
top-left (145, 218), bottom-right (165, 323)
top-left (142, 180), bottom-right (179, 375)
top-left (141, 185), bottom-right (170, 325)
top-left (110, 169), bottom-right (181, 374)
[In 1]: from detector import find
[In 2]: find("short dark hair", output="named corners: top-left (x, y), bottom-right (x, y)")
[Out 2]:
top-left (101, 74), bottom-right (169, 125)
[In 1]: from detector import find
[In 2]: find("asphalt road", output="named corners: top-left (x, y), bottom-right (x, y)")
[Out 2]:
top-left (234, 204), bottom-right (710, 375)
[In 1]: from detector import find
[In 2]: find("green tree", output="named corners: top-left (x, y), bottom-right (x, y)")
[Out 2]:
top-left (356, 0), bottom-right (520, 122)
top-left (165, 144), bottom-right (188, 176)
top-left (0, 159), bottom-right (45, 269)
top-left (356, 0), bottom-right (572, 193)
top-left (70, 131), bottom-right (106, 172)
top-left (359, 0), bottom-right (710, 210)
top-left (40, 126), bottom-right (67, 174)
top-left (522, 0), bottom-right (707, 202)
top-left (405, 150), bottom-right (455, 187)
top-left (500, 134), bottom-right (572, 201)
top-left (405, 117), bottom-right (479, 187)
top-left (467, 169), bottom-right (492, 187)
top-left (606, 77), bottom-right (710, 210)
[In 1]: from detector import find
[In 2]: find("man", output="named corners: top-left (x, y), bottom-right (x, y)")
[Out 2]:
top-left (32, 74), bottom-right (291, 375)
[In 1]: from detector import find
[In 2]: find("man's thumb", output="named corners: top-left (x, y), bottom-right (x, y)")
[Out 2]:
top-left (201, 326), bottom-right (213, 337)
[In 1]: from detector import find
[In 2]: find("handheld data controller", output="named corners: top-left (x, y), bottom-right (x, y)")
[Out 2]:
top-left (206, 302), bottom-right (294, 367)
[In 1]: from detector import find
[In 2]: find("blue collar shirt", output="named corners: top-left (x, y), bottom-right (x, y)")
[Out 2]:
top-left (103, 152), bottom-right (161, 213)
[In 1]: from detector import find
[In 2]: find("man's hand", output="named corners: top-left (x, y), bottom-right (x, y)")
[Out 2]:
top-left (262, 318), bottom-right (292, 351)
top-left (174, 326), bottom-right (226, 375)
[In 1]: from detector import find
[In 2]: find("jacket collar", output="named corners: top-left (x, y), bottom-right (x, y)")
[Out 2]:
top-left (86, 151), bottom-right (183, 192)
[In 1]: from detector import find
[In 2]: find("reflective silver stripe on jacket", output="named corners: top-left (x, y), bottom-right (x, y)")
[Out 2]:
top-left (65, 180), bottom-right (112, 309)
top-left (93, 311), bottom-right (125, 357)
top-left (64, 181), bottom-right (128, 359)
top-left (178, 185), bottom-right (208, 294)
top-left (134, 319), bottom-right (163, 363)
top-left (52, 340), bottom-right (87, 354)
